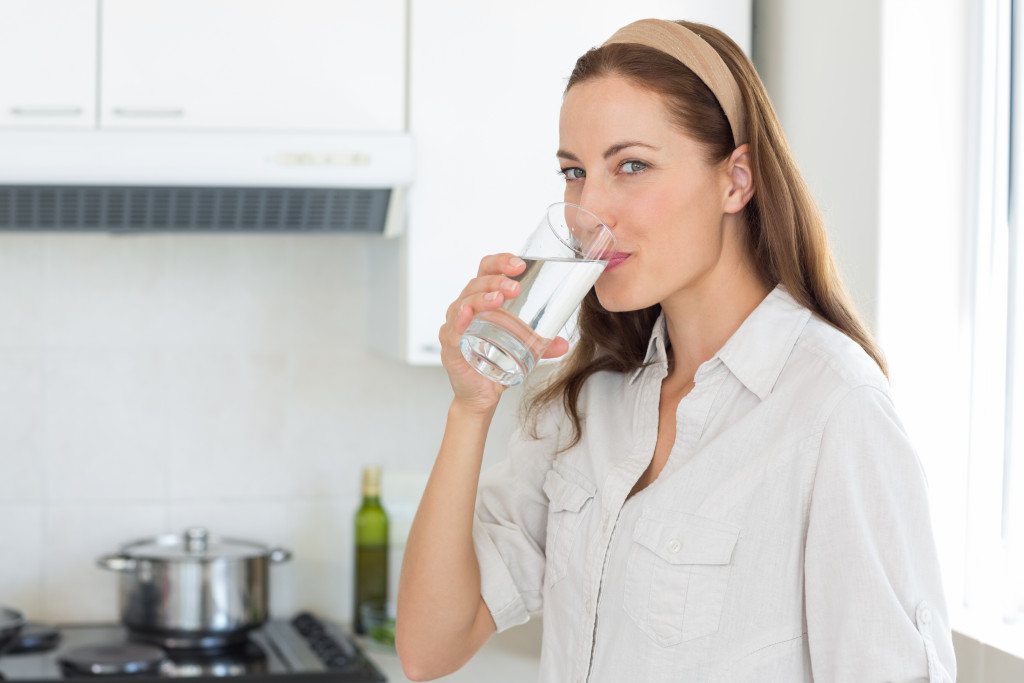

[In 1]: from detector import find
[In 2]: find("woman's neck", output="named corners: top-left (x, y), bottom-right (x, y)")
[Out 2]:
top-left (660, 252), bottom-right (770, 384)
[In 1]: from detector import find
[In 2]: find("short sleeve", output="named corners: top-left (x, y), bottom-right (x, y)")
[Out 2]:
top-left (804, 385), bottom-right (956, 682)
top-left (473, 404), bottom-right (562, 632)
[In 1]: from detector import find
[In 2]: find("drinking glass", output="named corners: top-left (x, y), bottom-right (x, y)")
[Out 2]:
top-left (459, 202), bottom-right (616, 386)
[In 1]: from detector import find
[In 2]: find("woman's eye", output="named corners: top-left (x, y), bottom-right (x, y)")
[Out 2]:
top-left (621, 160), bottom-right (648, 174)
top-left (560, 167), bottom-right (585, 181)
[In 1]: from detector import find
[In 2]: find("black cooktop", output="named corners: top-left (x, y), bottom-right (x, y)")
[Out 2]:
top-left (0, 613), bottom-right (384, 683)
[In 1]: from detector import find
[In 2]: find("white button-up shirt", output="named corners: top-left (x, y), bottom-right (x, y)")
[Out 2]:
top-left (472, 286), bottom-right (956, 682)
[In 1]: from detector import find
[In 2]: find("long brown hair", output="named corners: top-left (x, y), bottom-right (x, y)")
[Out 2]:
top-left (525, 20), bottom-right (886, 447)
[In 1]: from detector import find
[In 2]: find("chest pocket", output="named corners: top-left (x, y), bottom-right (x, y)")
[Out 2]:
top-left (542, 466), bottom-right (596, 587)
top-left (624, 510), bottom-right (740, 646)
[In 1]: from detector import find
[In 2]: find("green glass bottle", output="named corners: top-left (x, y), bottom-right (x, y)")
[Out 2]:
top-left (353, 465), bottom-right (389, 634)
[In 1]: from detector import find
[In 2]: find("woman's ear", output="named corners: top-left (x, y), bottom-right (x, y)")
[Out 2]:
top-left (723, 143), bottom-right (755, 214)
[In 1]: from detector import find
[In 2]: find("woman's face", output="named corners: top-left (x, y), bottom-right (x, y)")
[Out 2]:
top-left (557, 74), bottom-right (741, 313)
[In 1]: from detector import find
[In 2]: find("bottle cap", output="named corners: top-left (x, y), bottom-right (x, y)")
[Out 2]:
top-left (362, 466), bottom-right (381, 496)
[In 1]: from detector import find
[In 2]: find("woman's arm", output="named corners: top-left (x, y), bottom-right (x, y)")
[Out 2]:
top-left (804, 384), bottom-right (955, 682)
top-left (396, 398), bottom-right (498, 681)
top-left (395, 255), bottom-right (524, 680)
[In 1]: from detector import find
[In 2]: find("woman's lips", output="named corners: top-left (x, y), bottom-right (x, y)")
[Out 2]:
top-left (603, 251), bottom-right (630, 272)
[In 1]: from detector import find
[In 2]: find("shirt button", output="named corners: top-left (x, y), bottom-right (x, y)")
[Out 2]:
top-left (585, 599), bottom-right (593, 614)
top-left (920, 608), bottom-right (932, 624)
top-left (668, 539), bottom-right (682, 553)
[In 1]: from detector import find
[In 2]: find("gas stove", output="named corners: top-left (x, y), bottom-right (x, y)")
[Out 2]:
top-left (0, 613), bottom-right (385, 683)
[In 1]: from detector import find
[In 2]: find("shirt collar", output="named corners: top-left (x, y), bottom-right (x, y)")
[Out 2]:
top-left (716, 286), bottom-right (811, 399)
top-left (628, 285), bottom-right (811, 400)
top-left (628, 311), bottom-right (670, 384)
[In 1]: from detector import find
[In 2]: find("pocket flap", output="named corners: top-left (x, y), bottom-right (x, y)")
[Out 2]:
top-left (542, 467), bottom-right (596, 513)
top-left (632, 512), bottom-right (740, 565)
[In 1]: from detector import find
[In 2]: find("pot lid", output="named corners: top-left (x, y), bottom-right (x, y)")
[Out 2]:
top-left (120, 527), bottom-right (271, 560)
top-left (0, 607), bottom-right (23, 632)
top-left (0, 607), bottom-right (24, 652)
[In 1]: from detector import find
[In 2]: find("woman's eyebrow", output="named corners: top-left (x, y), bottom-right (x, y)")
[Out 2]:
top-left (556, 141), bottom-right (658, 162)
top-left (603, 141), bottom-right (657, 158)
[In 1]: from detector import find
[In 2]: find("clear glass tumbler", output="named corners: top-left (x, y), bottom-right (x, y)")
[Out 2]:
top-left (459, 202), bottom-right (616, 386)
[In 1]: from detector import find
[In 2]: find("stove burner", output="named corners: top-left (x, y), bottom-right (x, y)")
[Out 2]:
top-left (127, 629), bottom-right (249, 651)
top-left (162, 642), bottom-right (268, 678)
top-left (58, 643), bottom-right (167, 677)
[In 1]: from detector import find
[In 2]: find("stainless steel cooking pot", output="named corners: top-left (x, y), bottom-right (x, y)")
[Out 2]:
top-left (97, 527), bottom-right (291, 648)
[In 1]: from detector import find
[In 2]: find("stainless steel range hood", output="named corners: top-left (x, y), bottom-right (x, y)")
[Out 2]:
top-left (0, 130), bottom-right (413, 235)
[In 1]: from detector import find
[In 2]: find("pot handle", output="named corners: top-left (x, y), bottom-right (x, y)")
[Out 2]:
top-left (97, 553), bottom-right (138, 572)
top-left (269, 547), bottom-right (292, 564)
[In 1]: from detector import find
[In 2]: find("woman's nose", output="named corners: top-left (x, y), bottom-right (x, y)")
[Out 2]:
top-left (578, 185), bottom-right (614, 230)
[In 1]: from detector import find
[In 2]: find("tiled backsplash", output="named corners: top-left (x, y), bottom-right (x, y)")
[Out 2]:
top-left (0, 232), bottom-right (521, 625)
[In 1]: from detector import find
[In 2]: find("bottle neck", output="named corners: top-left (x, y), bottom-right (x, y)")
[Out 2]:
top-left (361, 467), bottom-right (382, 500)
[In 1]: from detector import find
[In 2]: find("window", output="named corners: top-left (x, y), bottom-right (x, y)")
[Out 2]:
top-left (965, 0), bottom-right (1024, 625)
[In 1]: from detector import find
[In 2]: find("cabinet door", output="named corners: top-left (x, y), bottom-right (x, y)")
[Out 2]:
top-left (393, 0), bottom-right (752, 364)
top-left (0, 0), bottom-right (97, 128)
top-left (100, 0), bottom-right (406, 131)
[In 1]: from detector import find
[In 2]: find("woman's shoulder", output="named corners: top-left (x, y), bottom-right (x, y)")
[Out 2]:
top-left (790, 313), bottom-right (890, 397)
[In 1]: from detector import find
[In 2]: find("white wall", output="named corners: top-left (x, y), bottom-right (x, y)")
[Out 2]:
top-left (0, 231), bottom-right (524, 624)
top-left (876, 0), bottom-right (973, 609)
top-left (753, 0), bottom-right (882, 332)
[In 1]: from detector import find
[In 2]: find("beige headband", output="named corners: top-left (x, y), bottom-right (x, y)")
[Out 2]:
top-left (603, 19), bottom-right (746, 146)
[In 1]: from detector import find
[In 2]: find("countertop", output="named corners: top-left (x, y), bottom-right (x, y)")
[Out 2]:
top-left (362, 618), bottom-right (542, 682)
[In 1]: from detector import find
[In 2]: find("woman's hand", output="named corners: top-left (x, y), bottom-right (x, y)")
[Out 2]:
top-left (439, 254), bottom-right (571, 412)
top-left (439, 253), bottom-right (523, 411)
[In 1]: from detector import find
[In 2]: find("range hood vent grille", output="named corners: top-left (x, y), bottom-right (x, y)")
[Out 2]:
top-left (0, 185), bottom-right (392, 233)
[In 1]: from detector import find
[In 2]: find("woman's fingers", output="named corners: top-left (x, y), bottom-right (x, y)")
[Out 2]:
top-left (477, 253), bottom-right (526, 278)
top-left (435, 253), bottom-right (531, 404)
top-left (541, 336), bottom-right (570, 359)
top-left (452, 276), bottom-right (518, 315)
top-left (439, 298), bottom-right (508, 406)
top-left (443, 287), bottom-right (508, 340)
top-left (445, 255), bottom-right (525, 324)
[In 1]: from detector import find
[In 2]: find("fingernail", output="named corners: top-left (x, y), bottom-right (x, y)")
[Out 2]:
top-left (510, 257), bottom-right (526, 269)
top-left (500, 279), bottom-right (517, 293)
top-left (484, 291), bottom-right (499, 301)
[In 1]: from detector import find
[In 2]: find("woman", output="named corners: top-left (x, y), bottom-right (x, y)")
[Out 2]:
top-left (396, 18), bottom-right (956, 682)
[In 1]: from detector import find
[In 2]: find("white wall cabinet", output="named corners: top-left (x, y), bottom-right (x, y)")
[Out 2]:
top-left (0, 0), bottom-right (98, 128)
top-left (373, 0), bottom-right (752, 365)
top-left (0, 0), bottom-right (406, 132)
top-left (100, 0), bottom-right (405, 132)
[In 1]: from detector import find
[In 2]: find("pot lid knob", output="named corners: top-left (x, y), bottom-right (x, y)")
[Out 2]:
top-left (184, 527), bottom-right (209, 555)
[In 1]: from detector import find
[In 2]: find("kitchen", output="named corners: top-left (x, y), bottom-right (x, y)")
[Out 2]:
top-left (0, 0), bottom-right (1018, 681)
